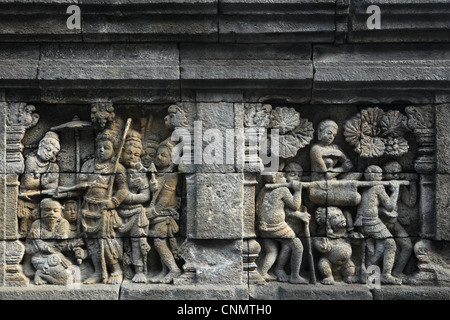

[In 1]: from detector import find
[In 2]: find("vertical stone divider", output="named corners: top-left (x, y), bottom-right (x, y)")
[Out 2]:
top-left (435, 103), bottom-right (450, 241)
top-left (2, 102), bottom-right (39, 286)
top-left (0, 100), bottom-right (5, 285)
top-left (405, 105), bottom-right (436, 239)
top-left (236, 103), bottom-right (265, 284)
top-left (176, 102), bottom-right (245, 286)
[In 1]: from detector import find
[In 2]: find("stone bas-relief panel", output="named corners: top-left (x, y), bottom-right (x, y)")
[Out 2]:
top-left (1, 102), bottom-right (449, 295)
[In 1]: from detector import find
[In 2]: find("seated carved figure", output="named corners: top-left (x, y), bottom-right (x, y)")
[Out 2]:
top-left (256, 172), bottom-right (310, 284)
top-left (314, 207), bottom-right (359, 285)
top-left (309, 120), bottom-right (362, 206)
top-left (310, 120), bottom-right (354, 182)
top-left (26, 198), bottom-right (78, 285)
top-left (18, 131), bottom-right (61, 237)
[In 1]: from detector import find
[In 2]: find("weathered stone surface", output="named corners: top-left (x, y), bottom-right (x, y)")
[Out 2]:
top-left (349, 0), bottom-right (450, 43)
top-left (219, 0), bottom-right (336, 43)
top-left (180, 43), bottom-right (312, 91)
top-left (372, 285), bottom-right (450, 300)
top-left (249, 283), bottom-right (373, 300)
top-left (194, 102), bottom-right (235, 173)
top-left (313, 44), bottom-right (450, 104)
top-left (82, 16), bottom-right (217, 43)
top-left (39, 43), bottom-right (180, 89)
top-left (0, 1), bottom-right (81, 42)
top-left (0, 283), bottom-right (120, 300)
top-left (186, 173), bottom-right (243, 239)
top-left (120, 282), bottom-right (248, 300)
top-left (177, 240), bottom-right (243, 285)
top-left (435, 174), bottom-right (450, 241)
top-left (0, 44), bottom-right (40, 87)
top-left (436, 104), bottom-right (450, 174)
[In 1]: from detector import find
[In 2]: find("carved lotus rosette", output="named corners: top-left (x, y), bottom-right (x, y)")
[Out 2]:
top-left (344, 107), bottom-right (410, 158)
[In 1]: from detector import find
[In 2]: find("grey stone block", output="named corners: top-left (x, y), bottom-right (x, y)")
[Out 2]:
top-left (0, 284), bottom-right (121, 300)
top-left (249, 283), bottom-right (373, 300)
top-left (436, 104), bottom-right (450, 174)
top-left (372, 285), bottom-right (450, 300)
top-left (186, 173), bottom-right (243, 239)
top-left (82, 15), bottom-right (218, 43)
top-left (219, 0), bottom-right (336, 43)
top-left (0, 1), bottom-right (81, 42)
top-left (39, 43), bottom-right (180, 89)
top-left (349, 0), bottom-right (450, 43)
top-left (120, 282), bottom-right (248, 300)
top-left (435, 174), bottom-right (449, 241)
top-left (180, 43), bottom-right (313, 90)
top-left (177, 239), bottom-right (243, 285)
top-left (0, 44), bottom-right (39, 87)
top-left (313, 44), bottom-right (450, 104)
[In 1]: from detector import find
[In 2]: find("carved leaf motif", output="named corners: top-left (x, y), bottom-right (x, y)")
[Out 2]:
top-left (384, 136), bottom-right (409, 156)
top-left (380, 110), bottom-right (408, 138)
top-left (278, 134), bottom-right (302, 158)
top-left (270, 107), bottom-right (300, 135)
top-left (290, 118), bottom-right (314, 149)
top-left (343, 116), bottom-right (362, 146)
top-left (360, 107), bottom-right (384, 136)
top-left (359, 137), bottom-right (385, 158)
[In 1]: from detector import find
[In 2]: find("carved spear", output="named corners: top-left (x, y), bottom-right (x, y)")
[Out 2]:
top-left (99, 118), bottom-right (132, 283)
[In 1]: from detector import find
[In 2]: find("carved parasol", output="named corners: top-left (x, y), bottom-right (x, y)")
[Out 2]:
top-left (51, 115), bottom-right (93, 181)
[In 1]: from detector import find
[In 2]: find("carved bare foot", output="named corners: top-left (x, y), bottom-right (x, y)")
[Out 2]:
top-left (261, 272), bottom-right (277, 281)
top-left (149, 270), bottom-right (167, 283)
top-left (132, 272), bottom-right (147, 284)
top-left (34, 274), bottom-right (47, 286)
top-left (275, 269), bottom-right (289, 282)
top-left (381, 274), bottom-right (402, 285)
top-left (321, 277), bottom-right (335, 285)
top-left (83, 273), bottom-right (102, 285)
top-left (161, 270), bottom-right (182, 284)
top-left (344, 276), bottom-right (354, 284)
top-left (289, 275), bottom-right (309, 284)
top-left (108, 272), bottom-right (123, 285)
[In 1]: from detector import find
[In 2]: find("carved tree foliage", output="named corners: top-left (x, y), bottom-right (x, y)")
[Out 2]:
top-left (343, 107), bottom-right (410, 158)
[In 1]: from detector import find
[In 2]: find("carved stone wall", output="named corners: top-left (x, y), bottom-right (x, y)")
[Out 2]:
top-left (0, 0), bottom-right (450, 301)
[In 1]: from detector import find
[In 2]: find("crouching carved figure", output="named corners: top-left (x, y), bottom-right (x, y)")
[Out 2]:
top-left (314, 207), bottom-right (361, 285)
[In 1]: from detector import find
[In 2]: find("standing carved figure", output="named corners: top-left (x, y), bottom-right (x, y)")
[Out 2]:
top-left (18, 131), bottom-right (61, 237)
top-left (58, 128), bottom-right (128, 284)
top-left (381, 160), bottom-right (417, 279)
top-left (354, 165), bottom-right (402, 285)
top-left (118, 130), bottom-right (151, 283)
top-left (256, 172), bottom-right (310, 284)
top-left (147, 138), bottom-right (182, 284)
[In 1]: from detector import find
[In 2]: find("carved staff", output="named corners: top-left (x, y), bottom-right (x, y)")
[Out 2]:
top-left (303, 213), bottom-right (316, 284)
top-left (266, 180), bottom-right (410, 189)
top-left (99, 118), bottom-right (132, 283)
